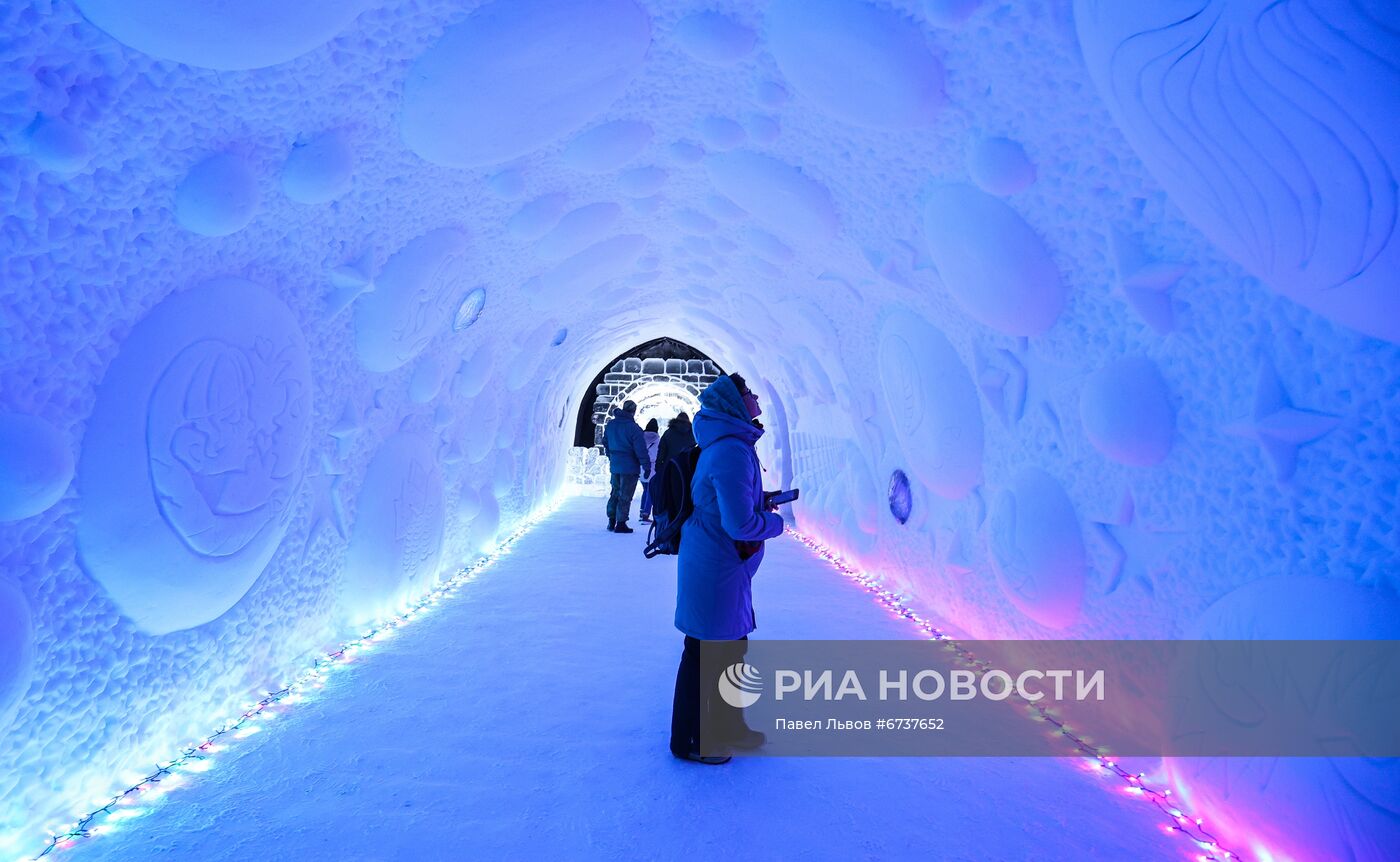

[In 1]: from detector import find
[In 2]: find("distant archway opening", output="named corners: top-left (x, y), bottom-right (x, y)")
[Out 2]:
top-left (571, 337), bottom-right (724, 448)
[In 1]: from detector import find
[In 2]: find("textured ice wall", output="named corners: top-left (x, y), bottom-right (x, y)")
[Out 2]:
top-left (0, 1), bottom-right (1397, 858)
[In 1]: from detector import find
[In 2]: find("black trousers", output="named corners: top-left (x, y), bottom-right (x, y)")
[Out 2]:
top-left (670, 635), bottom-right (749, 757)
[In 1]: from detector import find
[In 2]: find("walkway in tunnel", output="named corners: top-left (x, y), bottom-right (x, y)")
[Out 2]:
top-left (71, 496), bottom-right (1183, 862)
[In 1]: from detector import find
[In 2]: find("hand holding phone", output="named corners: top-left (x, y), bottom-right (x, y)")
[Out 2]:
top-left (764, 488), bottom-right (799, 510)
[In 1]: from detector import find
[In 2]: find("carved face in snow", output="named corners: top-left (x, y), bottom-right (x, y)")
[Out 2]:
top-left (77, 278), bottom-right (314, 635)
top-left (149, 337), bottom-right (309, 559)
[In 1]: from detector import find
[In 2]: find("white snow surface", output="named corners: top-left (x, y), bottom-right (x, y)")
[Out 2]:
top-left (69, 496), bottom-right (1179, 862)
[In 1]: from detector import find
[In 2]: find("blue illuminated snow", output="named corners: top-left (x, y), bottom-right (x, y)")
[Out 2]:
top-left (1171, 576), bottom-right (1400, 856)
top-left (507, 193), bottom-right (571, 241)
top-left (1076, 0), bottom-right (1400, 343)
top-left (536, 203), bottom-right (625, 261)
top-left (988, 467), bottom-right (1087, 631)
top-left (617, 165), bottom-right (669, 197)
top-left (629, 195), bottom-right (664, 217)
top-left (706, 151), bottom-right (837, 242)
top-left (921, 183), bottom-right (1065, 336)
top-left (924, 0), bottom-right (983, 28)
top-left (75, 278), bottom-right (313, 635)
top-left (754, 79), bottom-right (790, 109)
top-left (174, 153), bottom-right (260, 237)
top-left (705, 194), bottom-right (747, 221)
top-left (409, 354), bottom-right (449, 404)
top-left (400, 0), bottom-right (650, 167)
top-left (561, 120), bottom-right (654, 173)
top-left (281, 129), bottom-right (354, 204)
top-left (876, 310), bottom-right (983, 500)
top-left (672, 11), bottom-right (755, 65)
top-left (505, 321), bottom-right (563, 390)
top-left (696, 116), bottom-right (746, 151)
top-left (524, 234), bottom-right (649, 308)
top-left (4, 1), bottom-right (1398, 858)
top-left (73, 0), bottom-right (370, 70)
top-left (741, 227), bottom-right (794, 263)
top-left (341, 432), bottom-right (445, 624)
top-left (674, 208), bottom-right (718, 235)
top-left (1079, 358), bottom-right (1175, 467)
top-left (463, 485), bottom-right (500, 554)
top-left (24, 116), bottom-right (89, 174)
top-left (491, 449), bottom-right (518, 495)
top-left (487, 168), bottom-right (527, 199)
top-left (355, 228), bottom-right (469, 372)
top-left (453, 348), bottom-right (493, 400)
top-left (0, 413), bottom-right (72, 523)
top-left (744, 113), bottom-right (781, 144)
top-left (666, 140), bottom-right (705, 164)
top-left (0, 578), bottom-right (34, 734)
top-left (968, 136), bottom-right (1036, 196)
top-left (461, 385), bottom-right (503, 464)
top-left (766, 0), bottom-right (945, 129)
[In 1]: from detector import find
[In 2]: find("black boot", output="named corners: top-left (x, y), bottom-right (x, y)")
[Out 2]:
top-left (614, 521), bottom-right (634, 534)
top-left (727, 727), bottom-right (766, 750)
top-left (677, 751), bottom-right (731, 765)
top-left (607, 518), bottom-right (615, 531)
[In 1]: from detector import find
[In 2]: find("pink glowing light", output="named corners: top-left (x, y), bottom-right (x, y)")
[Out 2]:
top-left (783, 526), bottom-right (1241, 862)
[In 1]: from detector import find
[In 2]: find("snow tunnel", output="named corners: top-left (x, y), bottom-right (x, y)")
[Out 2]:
top-left (1, 1), bottom-right (1398, 860)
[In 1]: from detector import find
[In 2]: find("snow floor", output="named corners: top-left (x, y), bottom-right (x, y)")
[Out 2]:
top-left (71, 495), bottom-right (1183, 861)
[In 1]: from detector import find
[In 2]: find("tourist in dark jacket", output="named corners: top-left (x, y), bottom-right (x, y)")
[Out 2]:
top-left (670, 375), bottom-right (783, 764)
top-left (604, 400), bottom-right (650, 533)
top-left (655, 410), bottom-right (696, 469)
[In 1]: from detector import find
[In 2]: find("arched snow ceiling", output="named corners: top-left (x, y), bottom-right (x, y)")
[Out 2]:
top-left (2, 2), bottom-right (1398, 859)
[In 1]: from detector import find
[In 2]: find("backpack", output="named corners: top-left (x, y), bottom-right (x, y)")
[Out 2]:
top-left (643, 446), bottom-right (702, 558)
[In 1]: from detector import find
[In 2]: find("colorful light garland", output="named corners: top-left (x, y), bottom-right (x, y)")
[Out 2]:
top-left (25, 500), bottom-right (1241, 861)
top-left (31, 500), bottom-right (561, 861)
top-left (783, 526), bottom-right (1241, 862)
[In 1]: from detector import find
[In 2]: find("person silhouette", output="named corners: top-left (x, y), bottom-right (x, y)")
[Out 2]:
top-left (639, 418), bottom-right (660, 523)
top-left (603, 400), bottom-right (650, 533)
top-left (670, 374), bottom-right (784, 764)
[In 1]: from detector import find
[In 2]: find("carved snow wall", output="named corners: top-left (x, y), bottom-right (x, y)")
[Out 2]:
top-left (1, 1), bottom-right (1397, 859)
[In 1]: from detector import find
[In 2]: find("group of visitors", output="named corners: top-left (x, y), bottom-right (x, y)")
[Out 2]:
top-left (601, 401), bottom-right (695, 533)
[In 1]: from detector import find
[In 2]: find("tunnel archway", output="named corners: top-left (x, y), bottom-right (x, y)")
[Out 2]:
top-left (617, 379), bottom-right (700, 436)
top-left (571, 336), bottom-right (725, 448)
top-left (565, 336), bottom-right (725, 490)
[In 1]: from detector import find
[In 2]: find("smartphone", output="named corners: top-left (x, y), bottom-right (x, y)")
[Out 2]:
top-left (766, 488), bottom-right (800, 507)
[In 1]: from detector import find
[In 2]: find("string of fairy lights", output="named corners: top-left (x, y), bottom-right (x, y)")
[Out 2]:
top-left (31, 500), bottom-right (561, 860)
top-left (29, 499), bottom-right (1239, 861)
top-left (783, 527), bottom-right (1242, 862)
